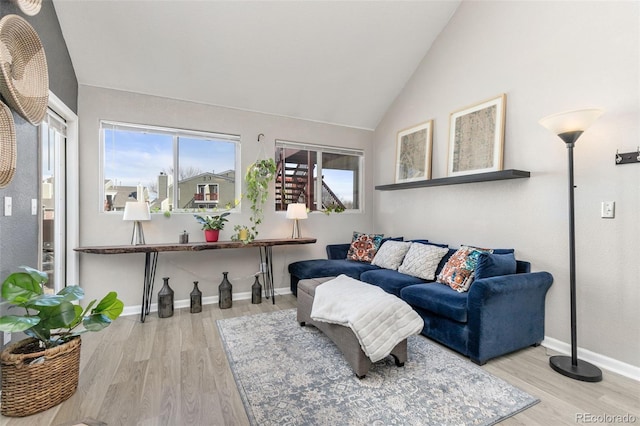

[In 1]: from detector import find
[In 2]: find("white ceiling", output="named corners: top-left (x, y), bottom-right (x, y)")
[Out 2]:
top-left (53, 1), bottom-right (460, 130)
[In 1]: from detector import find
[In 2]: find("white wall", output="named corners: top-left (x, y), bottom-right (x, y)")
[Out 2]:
top-left (373, 1), bottom-right (639, 368)
top-left (77, 86), bottom-right (374, 310)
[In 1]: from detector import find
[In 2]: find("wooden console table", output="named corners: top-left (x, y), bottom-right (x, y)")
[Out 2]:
top-left (75, 238), bottom-right (316, 322)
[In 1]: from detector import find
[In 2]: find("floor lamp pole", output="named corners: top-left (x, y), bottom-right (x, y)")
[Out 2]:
top-left (548, 141), bottom-right (602, 382)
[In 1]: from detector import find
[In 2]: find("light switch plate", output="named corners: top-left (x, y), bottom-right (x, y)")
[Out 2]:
top-left (4, 196), bottom-right (11, 216)
top-left (601, 201), bottom-right (615, 218)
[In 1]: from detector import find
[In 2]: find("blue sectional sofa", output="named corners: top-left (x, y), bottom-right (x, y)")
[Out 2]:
top-left (288, 241), bottom-right (553, 365)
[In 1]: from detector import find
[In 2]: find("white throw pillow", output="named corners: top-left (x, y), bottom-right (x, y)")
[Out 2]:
top-left (398, 243), bottom-right (449, 280)
top-left (371, 241), bottom-right (411, 270)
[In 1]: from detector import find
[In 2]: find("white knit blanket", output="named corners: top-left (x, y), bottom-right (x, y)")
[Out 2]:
top-left (310, 274), bottom-right (423, 363)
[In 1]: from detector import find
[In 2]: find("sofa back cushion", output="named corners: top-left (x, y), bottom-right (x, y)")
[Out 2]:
top-left (475, 252), bottom-right (517, 279)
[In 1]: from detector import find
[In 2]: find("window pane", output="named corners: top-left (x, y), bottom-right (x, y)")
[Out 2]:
top-left (321, 152), bottom-right (359, 210)
top-left (275, 146), bottom-right (317, 211)
top-left (177, 136), bottom-right (236, 209)
top-left (103, 128), bottom-right (172, 211)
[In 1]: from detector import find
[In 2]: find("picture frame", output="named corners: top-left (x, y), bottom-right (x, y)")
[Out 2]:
top-left (395, 120), bottom-right (433, 183)
top-left (447, 94), bottom-right (506, 177)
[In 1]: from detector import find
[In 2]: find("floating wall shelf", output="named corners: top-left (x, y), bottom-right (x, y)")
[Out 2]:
top-left (375, 169), bottom-right (530, 191)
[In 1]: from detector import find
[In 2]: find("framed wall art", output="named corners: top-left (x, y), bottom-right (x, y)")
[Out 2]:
top-left (447, 94), bottom-right (506, 177)
top-left (395, 120), bottom-right (433, 183)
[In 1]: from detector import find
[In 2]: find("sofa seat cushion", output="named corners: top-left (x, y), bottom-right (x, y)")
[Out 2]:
top-left (288, 259), bottom-right (380, 281)
top-left (401, 283), bottom-right (469, 323)
top-left (360, 268), bottom-right (427, 297)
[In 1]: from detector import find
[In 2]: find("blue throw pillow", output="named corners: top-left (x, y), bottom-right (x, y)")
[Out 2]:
top-left (475, 252), bottom-right (517, 279)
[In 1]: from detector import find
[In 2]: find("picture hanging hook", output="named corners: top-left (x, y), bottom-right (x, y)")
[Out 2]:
top-left (257, 133), bottom-right (265, 142)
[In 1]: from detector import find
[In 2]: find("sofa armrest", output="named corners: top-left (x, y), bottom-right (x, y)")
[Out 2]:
top-left (466, 271), bottom-right (553, 364)
top-left (326, 243), bottom-right (351, 260)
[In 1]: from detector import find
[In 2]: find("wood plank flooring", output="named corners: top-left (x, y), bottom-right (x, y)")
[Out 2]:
top-left (2, 295), bottom-right (638, 425)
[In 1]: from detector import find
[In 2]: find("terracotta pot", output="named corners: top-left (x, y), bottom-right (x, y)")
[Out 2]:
top-left (204, 229), bottom-right (220, 242)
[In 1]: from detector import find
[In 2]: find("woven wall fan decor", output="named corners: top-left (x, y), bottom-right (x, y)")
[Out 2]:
top-left (0, 14), bottom-right (49, 125)
top-left (11, 0), bottom-right (42, 16)
top-left (0, 100), bottom-right (16, 188)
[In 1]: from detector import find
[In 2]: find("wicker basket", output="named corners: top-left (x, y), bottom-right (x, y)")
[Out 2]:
top-left (0, 100), bottom-right (16, 188)
top-left (0, 337), bottom-right (81, 417)
top-left (0, 14), bottom-right (49, 125)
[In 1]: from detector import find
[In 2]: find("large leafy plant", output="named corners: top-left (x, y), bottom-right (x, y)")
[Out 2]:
top-left (0, 266), bottom-right (124, 349)
top-left (245, 158), bottom-right (277, 242)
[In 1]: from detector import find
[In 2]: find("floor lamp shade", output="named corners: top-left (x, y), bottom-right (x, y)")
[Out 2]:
top-left (539, 108), bottom-right (604, 144)
top-left (123, 201), bottom-right (151, 245)
top-left (539, 107), bottom-right (604, 382)
top-left (286, 203), bottom-right (307, 239)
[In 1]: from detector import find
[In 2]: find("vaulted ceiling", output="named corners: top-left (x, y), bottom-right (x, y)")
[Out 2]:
top-left (53, 1), bottom-right (460, 130)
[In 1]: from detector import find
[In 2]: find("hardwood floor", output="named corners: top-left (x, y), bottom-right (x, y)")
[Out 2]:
top-left (2, 295), bottom-right (638, 426)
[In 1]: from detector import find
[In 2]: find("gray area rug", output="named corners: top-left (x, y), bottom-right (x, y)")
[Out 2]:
top-left (217, 309), bottom-right (539, 426)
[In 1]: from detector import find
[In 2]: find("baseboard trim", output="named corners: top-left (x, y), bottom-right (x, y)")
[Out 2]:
top-left (542, 336), bottom-right (640, 381)
top-left (121, 287), bottom-right (293, 318)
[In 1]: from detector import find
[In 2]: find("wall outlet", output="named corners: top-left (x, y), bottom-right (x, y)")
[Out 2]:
top-left (31, 199), bottom-right (38, 215)
top-left (601, 201), bottom-right (615, 218)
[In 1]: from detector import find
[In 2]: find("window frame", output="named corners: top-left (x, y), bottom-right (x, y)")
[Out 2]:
top-left (275, 139), bottom-right (364, 213)
top-left (99, 120), bottom-right (241, 214)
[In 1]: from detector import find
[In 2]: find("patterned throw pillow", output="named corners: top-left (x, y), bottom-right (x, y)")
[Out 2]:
top-left (371, 241), bottom-right (412, 270)
top-left (398, 243), bottom-right (450, 280)
top-left (436, 246), bottom-right (494, 292)
top-left (346, 232), bottom-right (384, 263)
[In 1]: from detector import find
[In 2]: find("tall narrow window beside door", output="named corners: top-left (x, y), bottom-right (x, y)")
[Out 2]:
top-left (100, 121), bottom-right (240, 213)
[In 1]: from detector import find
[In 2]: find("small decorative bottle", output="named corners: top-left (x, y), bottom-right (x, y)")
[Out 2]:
top-left (158, 277), bottom-right (174, 318)
top-left (219, 272), bottom-right (232, 309)
top-left (190, 281), bottom-right (202, 313)
top-left (251, 275), bottom-right (262, 304)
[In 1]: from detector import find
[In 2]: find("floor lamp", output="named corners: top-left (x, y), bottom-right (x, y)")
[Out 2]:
top-left (539, 108), bottom-right (604, 382)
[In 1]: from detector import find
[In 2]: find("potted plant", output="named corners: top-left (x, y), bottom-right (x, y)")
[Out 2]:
top-left (231, 224), bottom-right (250, 243)
top-left (245, 158), bottom-right (277, 242)
top-left (0, 266), bottom-right (124, 417)
top-left (194, 211), bottom-right (230, 242)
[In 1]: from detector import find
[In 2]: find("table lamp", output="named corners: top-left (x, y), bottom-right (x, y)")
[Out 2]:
top-left (286, 203), bottom-right (307, 239)
top-left (123, 201), bottom-right (151, 245)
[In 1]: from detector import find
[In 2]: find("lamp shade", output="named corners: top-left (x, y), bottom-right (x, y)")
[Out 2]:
top-left (123, 201), bottom-right (150, 221)
top-left (286, 203), bottom-right (308, 220)
top-left (539, 108), bottom-right (604, 140)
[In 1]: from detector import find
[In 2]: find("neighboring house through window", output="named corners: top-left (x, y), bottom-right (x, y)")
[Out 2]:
top-left (100, 121), bottom-right (240, 213)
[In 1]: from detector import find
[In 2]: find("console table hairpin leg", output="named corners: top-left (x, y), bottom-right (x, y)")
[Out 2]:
top-left (259, 246), bottom-right (275, 304)
top-left (141, 251), bottom-right (159, 322)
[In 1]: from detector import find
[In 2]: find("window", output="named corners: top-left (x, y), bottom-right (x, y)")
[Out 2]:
top-left (100, 121), bottom-right (239, 213)
top-left (275, 140), bottom-right (363, 212)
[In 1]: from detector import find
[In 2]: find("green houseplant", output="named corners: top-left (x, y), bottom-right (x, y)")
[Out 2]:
top-left (0, 266), bottom-right (124, 416)
top-left (194, 211), bottom-right (230, 242)
top-left (245, 158), bottom-right (277, 242)
top-left (231, 224), bottom-right (250, 243)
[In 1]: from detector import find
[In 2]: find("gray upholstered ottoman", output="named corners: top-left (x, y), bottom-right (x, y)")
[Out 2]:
top-left (296, 277), bottom-right (407, 378)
